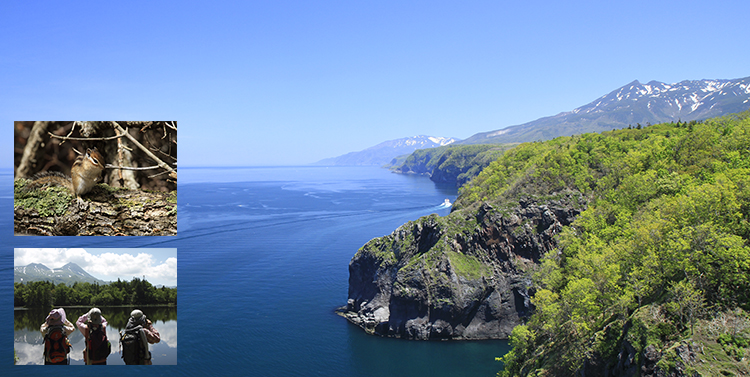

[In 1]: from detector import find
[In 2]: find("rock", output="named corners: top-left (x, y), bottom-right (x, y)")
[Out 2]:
top-left (642, 345), bottom-right (661, 377)
top-left (642, 341), bottom-right (702, 377)
top-left (616, 339), bottom-right (638, 375)
top-left (342, 191), bottom-right (584, 340)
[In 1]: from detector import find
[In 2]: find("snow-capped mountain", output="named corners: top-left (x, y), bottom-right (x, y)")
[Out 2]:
top-left (14, 262), bottom-right (105, 285)
top-left (459, 77), bottom-right (750, 145)
top-left (15, 263), bottom-right (53, 276)
top-left (315, 135), bottom-right (459, 166)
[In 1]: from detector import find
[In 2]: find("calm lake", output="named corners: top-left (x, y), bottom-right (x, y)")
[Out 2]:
top-left (14, 306), bottom-right (177, 365)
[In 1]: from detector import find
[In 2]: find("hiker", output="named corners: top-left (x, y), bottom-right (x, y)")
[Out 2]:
top-left (120, 309), bottom-right (161, 365)
top-left (40, 308), bottom-right (75, 365)
top-left (76, 308), bottom-right (111, 365)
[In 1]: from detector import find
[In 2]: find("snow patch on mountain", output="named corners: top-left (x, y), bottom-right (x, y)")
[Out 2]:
top-left (15, 262), bottom-right (105, 285)
top-left (316, 135), bottom-right (459, 166)
top-left (571, 78), bottom-right (750, 118)
top-left (458, 76), bottom-right (750, 146)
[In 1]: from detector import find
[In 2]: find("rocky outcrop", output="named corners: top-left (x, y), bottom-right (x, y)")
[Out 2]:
top-left (341, 191), bottom-right (584, 340)
top-left (644, 342), bottom-right (701, 377)
top-left (579, 314), bottom-right (706, 377)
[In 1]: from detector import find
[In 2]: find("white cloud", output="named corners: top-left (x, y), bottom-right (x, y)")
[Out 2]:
top-left (148, 257), bottom-right (178, 284)
top-left (91, 252), bottom-right (155, 276)
top-left (14, 248), bottom-right (90, 268)
top-left (14, 248), bottom-right (177, 286)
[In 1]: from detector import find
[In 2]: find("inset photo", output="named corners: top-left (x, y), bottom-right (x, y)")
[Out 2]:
top-left (14, 121), bottom-right (177, 236)
top-left (13, 248), bottom-right (177, 365)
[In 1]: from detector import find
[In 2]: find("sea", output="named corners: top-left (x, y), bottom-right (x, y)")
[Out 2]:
top-left (2, 166), bottom-right (510, 376)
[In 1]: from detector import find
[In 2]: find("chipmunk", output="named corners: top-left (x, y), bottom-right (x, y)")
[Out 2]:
top-left (24, 147), bottom-right (105, 200)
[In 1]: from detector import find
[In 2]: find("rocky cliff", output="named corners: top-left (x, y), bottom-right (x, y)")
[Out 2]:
top-left (341, 191), bottom-right (584, 340)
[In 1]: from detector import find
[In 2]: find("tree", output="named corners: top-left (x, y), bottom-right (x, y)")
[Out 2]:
top-left (666, 280), bottom-right (705, 335)
top-left (14, 277), bottom-right (176, 308)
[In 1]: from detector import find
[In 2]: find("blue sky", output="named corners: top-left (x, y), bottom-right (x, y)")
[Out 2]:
top-left (2, 1), bottom-right (749, 166)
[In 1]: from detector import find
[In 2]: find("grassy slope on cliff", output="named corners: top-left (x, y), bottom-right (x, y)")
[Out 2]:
top-left (451, 113), bottom-right (750, 375)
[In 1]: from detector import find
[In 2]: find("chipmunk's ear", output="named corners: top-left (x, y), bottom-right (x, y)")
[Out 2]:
top-left (89, 147), bottom-right (103, 157)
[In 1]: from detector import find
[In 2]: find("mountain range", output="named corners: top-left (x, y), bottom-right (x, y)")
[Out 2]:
top-left (315, 77), bottom-right (750, 166)
top-left (14, 262), bottom-right (105, 285)
top-left (315, 135), bottom-right (459, 166)
top-left (457, 77), bottom-right (750, 145)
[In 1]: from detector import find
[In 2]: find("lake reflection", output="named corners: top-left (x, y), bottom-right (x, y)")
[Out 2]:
top-left (14, 306), bottom-right (177, 365)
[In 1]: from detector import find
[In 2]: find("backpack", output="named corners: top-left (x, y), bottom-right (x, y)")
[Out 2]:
top-left (44, 325), bottom-right (71, 364)
top-left (120, 326), bottom-right (148, 365)
top-left (86, 324), bottom-right (111, 363)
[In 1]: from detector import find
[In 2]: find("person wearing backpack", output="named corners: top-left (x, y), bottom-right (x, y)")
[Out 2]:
top-left (120, 309), bottom-right (161, 365)
top-left (40, 308), bottom-right (75, 365)
top-left (76, 308), bottom-right (111, 365)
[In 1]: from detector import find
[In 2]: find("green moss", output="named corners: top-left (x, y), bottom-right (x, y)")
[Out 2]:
top-left (654, 353), bottom-right (676, 372)
top-left (14, 179), bottom-right (73, 217)
top-left (394, 281), bottom-right (421, 300)
top-left (447, 251), bottom-right (489, 280)
top-left (359, 238), bottom-right (398, 267)
top-left (117, 198), bottom-right (144, 209)
top-left (97, 183), bottom-right (121, 193)
top-left (401, 252), bottom-right (424, 272)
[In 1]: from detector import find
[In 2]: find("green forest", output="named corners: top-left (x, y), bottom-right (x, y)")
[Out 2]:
top-left (452, 113), bottom-right (750, 375)
top-left (14, 277), bottom-right (177, 308)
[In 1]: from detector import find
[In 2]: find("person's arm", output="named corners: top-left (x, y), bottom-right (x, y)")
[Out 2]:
top-left (143, 321), bottom-right (161, 343)
top-left (63, 319), bottom-right (76, 335)
top-left (76, 314), bottom-right (88, 335)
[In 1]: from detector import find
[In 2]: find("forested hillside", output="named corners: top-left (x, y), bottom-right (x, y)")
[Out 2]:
top-left (455, 113), bottom-right (750, 376)
top-left (392, 144), bottom-right (515, 187)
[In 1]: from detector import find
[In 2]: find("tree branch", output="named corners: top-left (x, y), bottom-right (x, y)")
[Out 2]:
top-left (111, 122), bottom-right (176, 176)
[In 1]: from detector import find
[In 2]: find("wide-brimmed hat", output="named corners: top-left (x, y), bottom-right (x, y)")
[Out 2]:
top-left (45, 308), bottom-right (66, 326)
top-left (130, 309), bottom-right (147, 325)
top-left (87, 307), bottom-right (102, 324)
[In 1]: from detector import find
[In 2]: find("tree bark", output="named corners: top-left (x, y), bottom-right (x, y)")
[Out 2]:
top-left (14, 181), bottom-right (176, 236)
top-left (16, 121), bottom-right (51, 178)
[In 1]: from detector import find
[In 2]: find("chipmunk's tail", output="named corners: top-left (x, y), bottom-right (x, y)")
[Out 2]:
top-left (21, 171), bottom-right (73, 193)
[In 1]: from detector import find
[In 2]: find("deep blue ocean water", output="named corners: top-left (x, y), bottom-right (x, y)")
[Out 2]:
top-left (3, 166), bottom-right (509, 376)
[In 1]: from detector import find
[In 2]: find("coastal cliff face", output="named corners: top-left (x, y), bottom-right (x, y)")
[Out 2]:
top-left (391, 144), bottom-right (509, 188)
top-left (341, 192), bottom-right (584, 340)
